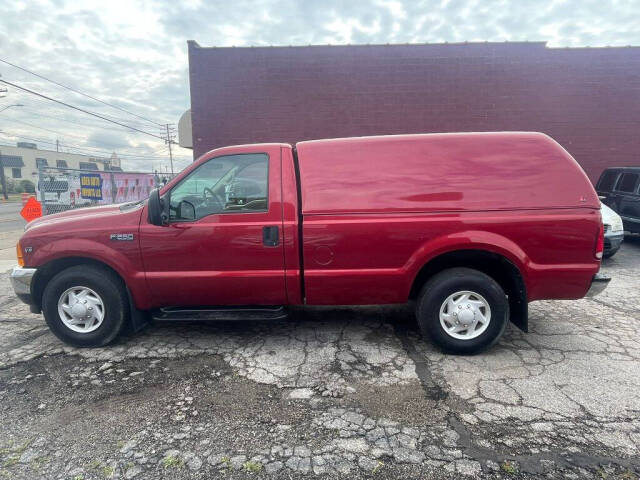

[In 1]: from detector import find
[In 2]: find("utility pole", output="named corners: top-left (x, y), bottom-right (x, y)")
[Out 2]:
top-left (56, 139), bottom-right (59, 152)
top-left (164, 124), bottom-right (174, 176)
top-left (0, 147), bottom-right (7, 200)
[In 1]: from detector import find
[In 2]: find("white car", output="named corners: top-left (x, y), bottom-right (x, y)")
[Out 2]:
top-left (601, 203), bottom-right (624, 258)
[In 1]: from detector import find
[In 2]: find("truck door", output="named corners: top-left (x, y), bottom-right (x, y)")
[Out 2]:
top-left (614, 171), bottom-right (640, 231)
top-left (596, 168), bottom-right (621, 210)
top-left (139, 146), bottom-right (286, 307)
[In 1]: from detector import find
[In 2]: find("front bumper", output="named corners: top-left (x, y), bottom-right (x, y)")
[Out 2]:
top-left (10, 266), bottom-right (37, 305)
top-left (586, 273), bottom-right (611, 297)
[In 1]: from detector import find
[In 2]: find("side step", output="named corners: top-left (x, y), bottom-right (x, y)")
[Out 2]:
top-left (152, 305), bottom-right (288, 322)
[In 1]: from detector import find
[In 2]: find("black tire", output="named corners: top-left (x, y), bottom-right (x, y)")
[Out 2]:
top-left (42, 265), bottom-right (128, 347)
top-left (416, 268), bottom-right (508, 354)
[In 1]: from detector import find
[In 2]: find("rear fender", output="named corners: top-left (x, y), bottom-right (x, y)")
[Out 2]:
top-left (406, 230), bottom-right (530, 332)
top-left (406, 230), bottom-right (530, 280)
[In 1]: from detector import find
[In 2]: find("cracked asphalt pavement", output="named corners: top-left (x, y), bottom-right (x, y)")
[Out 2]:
top-left (1, 241), bottom-right (639, 479)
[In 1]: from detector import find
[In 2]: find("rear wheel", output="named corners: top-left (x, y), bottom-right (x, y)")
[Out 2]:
top-left (42, 265), bottom-right (128, 347)
top-left (416, 268), bottom-right (508, 354)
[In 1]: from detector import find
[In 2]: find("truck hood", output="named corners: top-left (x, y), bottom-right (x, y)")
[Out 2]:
top-left (25, 203), bottom-right (137, 232)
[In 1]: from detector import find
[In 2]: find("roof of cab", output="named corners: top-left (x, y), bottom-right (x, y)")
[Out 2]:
top-left (296, 132), bottom-right (599, 214)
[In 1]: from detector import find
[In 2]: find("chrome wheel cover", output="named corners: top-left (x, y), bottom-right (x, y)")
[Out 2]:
top-left (57, 286), bottom-right (105, 333)
top-left (439, 290), bottom-right (491, 340)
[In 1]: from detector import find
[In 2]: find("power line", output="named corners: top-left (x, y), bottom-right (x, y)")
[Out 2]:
top-left (1, 136), bottom-right (191, 173)
top-left (14, 95), bottom-right (165, 130)
top-left (7, 116), bottom-right (172, 153)
top-left (16, 99), bottom-right (161, 131)
top-left (0, 133), bottom-right (184, 161)
top-left (14, 97), bottom-right (184, 145)
top-left (0, 57), bottom-right (166, 126)
top-left (13, 107), bottom-right (156, 134)
top-left (6, 84), bottom-right (164, 129)
top-left (8, 117), bottom-right (90, 142)
top-left (59, 143), bottom-right (179, 160)
top-left (63, 144), bottom-right (174, 159)
top-left (0, 78), bottom-right (170, 142)
top-left (58, 140), bottom-right (175, 159)
top-left (0, 120), bottom-right (162, 155)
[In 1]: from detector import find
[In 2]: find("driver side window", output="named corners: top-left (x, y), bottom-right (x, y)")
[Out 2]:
top-left (169, 153), bottom-right (269, 222)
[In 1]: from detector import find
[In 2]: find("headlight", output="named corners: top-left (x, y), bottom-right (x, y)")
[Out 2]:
top-left (611, 216), bottom-right (624, 233)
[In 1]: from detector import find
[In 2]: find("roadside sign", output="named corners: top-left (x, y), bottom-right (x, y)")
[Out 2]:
top-left (79, 173), bottom-right (103, 200)
top-left (20, 196), bottom-right (42, 222)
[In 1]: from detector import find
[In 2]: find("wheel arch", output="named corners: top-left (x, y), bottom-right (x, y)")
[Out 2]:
top-left (408, 249), bottom-right (529, 332)
top-left (32, 257), bottom-right (126, 312)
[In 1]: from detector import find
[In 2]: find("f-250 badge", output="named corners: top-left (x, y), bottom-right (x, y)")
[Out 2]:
top-left (110, 233), bottom-right (134, 241)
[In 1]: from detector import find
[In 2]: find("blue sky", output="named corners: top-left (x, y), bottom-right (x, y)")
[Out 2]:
top-left (0, 0), bottom-right (638, 171)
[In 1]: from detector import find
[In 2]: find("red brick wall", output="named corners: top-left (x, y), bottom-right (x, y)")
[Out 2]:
top-left (188, 41), bottom-right (640, 184)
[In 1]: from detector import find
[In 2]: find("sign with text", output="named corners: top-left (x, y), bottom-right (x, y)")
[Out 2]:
top-left (79, 173), bottom-right (103, 200)
top-left (20, 196), bottom-right (42, 222)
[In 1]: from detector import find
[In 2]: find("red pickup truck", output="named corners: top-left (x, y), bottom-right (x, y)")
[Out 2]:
top-left (11, 132), bottom-right (608, 353)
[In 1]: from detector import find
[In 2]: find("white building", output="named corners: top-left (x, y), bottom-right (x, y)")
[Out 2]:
top-left (0, 142), bottom-right (122, 183)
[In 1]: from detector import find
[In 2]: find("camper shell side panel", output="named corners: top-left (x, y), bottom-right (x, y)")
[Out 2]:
top-left (296, 132), bottom-right (599, 215)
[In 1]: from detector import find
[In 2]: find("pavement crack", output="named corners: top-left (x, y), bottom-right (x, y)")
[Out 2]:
top-left (392, 323), bottom-right (448, 401)
top-left (449, 416), bottom-right (640, 474)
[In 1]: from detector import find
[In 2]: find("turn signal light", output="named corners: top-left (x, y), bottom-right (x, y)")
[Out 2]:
top-left (16, 242), bottom-right (24, 267)
top-left (595, 223), bottom-right (604, 260)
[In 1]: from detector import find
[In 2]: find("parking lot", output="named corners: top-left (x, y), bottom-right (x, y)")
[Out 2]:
top-left (0, 241), bottom-right (639, 479)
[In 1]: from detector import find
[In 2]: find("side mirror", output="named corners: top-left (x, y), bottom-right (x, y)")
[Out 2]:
top-left (148, 188), bottom-right (168, 226)
top-left (177, 200), bottom-right (196, 221)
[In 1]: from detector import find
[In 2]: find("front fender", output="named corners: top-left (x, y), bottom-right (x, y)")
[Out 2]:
top-left (28, 238), bottom-right (150, 310)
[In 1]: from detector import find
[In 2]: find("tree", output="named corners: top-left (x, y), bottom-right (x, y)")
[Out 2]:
top-left (19, 179), bottom-right (36, 193)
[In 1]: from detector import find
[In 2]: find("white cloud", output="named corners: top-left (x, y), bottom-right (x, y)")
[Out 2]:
top-left (0, 0), bottom-right (638, 171)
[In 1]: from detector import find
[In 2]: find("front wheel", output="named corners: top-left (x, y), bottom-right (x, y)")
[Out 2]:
top-left (42, 265), bottom-right (129, 347)
top-left (416, 268), bottom-right (508, 354)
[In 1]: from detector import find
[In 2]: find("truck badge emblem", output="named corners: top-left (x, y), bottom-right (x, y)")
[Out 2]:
top-left (110, 233), bottom-right (134, 241)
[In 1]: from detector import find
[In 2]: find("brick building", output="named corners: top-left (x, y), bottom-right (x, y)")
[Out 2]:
top-left (187, 41), bottom-right (640, 183)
